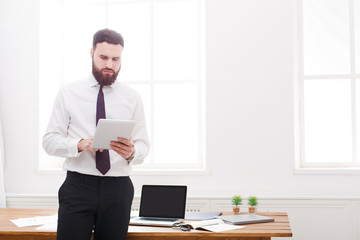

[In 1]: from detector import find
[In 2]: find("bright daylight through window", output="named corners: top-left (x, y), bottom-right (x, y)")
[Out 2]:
top-left (39, 0), bottom-right (205, 171)
top-left (299, 0), bottom-right (360, 168)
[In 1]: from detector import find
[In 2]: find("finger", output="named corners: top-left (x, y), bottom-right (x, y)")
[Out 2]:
top-left (115, 144), bottom-right (132, 152)
top-left (110, 145), bottom-right (117, 152)
top-left (110, 141), bottom-right (119, 145)
top-left (111, 145), bottom-right (131, 159)
top-left (110, 142), bottom-right (120, 149)
top-left (116, 139), bottom-right (134, 148)
top-left (117, 137), bottom-right (132, 144)
top-left (111, 142), bottom-right (131, 153)
top-left (117, 149), bottom-right (131, 158)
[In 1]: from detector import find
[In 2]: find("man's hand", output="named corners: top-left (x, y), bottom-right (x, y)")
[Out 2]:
top-left (78, 137), bottom-right (103, 153)
top-left (110, 137), bottom-right (134, 159)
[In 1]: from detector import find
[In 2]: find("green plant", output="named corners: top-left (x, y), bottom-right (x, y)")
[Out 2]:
top-left (232, 195), bottom-right (242, 206)
top-left (248, 196), bottom-right (258, 207)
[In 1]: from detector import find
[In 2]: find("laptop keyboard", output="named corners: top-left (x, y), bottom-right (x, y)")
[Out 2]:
top-left (138, 217), bottom-right (179, 222)
top-left (130, 216), bottom-right (181, 227)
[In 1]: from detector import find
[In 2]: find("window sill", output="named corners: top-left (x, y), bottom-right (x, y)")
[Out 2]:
top-left (36, 168), bottom-right (211, 176)
top-left (130, 168), bottom-right (211, 176)
top-left (294, 167), bottom-right (360, 175)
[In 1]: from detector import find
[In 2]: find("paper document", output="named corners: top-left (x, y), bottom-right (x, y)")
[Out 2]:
top-left (202, 222), bottom-right (245, 232)
top-left (36, 223), bottom-right (58, 231)
top-left (10, 214), bottom-right (58, 228)
top-left (182, 219), bottom-right (244, 232)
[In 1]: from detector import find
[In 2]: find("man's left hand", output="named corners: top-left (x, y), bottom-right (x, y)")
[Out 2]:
top-left (110, 137), bottom-right (134, 160)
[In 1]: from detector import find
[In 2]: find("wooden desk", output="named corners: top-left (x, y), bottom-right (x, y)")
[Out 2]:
top-left (0, 208), bottom-right (292, 240)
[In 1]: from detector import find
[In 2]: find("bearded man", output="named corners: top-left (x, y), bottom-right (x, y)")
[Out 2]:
top-left (43, 28), bottom-right (150, 240)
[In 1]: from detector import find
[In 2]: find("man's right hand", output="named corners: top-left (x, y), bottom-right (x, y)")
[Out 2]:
top-left (78, 137), bottom-right (103, 152)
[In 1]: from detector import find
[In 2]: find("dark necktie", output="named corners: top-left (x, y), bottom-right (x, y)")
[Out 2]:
top-left (96, 85), bottom-right (110, 175)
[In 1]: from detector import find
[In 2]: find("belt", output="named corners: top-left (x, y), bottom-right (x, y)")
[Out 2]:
top-left (66, 171), bottom-right (129, 183)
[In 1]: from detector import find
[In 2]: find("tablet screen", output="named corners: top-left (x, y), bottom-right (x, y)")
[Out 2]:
top-left (90, 119), bottom-right (136, 149)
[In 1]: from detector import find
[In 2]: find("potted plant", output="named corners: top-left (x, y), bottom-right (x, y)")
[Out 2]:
top-left (232, 195), bottom-right (242, 214)
top-left (248, 196), bottom-right (258, 214)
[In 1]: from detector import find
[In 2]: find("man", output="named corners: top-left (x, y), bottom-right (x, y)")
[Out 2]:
top-left (43, 28), bottom-right (150, 240)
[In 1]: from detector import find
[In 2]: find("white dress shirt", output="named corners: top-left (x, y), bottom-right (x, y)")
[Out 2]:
top-left (42, 76), bottom-right (150, 176)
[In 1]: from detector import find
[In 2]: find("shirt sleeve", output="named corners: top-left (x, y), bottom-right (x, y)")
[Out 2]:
top-left (42, 90), bottom-right (82, 158)
top-left (128, 93), bottom-right (150, 165)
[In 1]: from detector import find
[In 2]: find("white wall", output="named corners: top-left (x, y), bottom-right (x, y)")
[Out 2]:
top-left (4, 0), bottom-right (360, 239)
top-left (1, 0), bottom-right (360, 200)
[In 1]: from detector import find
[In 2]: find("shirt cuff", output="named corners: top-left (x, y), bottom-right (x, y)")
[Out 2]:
top-left (68, 138), bottom-right (83, 157)
top-left (127, 149), bottom-right (136, 165)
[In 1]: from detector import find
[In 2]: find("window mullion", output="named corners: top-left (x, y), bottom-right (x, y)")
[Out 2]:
top-left (298, 0), bottom-right (306, 167)
top-left (349, 0), bottom-right (356, 165)
top-left (149, 1), bottom-right (155, 165)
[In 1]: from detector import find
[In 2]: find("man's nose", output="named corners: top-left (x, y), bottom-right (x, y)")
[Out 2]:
top-left (105, 59), bottom-right (113, 68)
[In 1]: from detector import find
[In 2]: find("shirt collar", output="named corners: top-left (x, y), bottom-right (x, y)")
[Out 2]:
top-left (87, 75), bottom-right (119, 88)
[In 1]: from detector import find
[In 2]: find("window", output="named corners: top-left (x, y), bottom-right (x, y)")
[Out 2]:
top-left (298, 0), bottom-right (360, 168)
top-left (39, 0), bottom-right (205, 171)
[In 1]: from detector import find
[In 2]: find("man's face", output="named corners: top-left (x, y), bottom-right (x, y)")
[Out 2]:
top-left (91, 42), bottom-right (123, 86)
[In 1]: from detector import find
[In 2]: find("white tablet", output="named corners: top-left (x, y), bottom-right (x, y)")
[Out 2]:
top-left (91, 119), bottom-right (136, 150)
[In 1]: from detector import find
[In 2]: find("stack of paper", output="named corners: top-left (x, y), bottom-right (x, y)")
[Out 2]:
top-left (10, 214), bottom-right (58, 230)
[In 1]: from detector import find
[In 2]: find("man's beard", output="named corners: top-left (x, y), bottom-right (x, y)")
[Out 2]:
top-left (92, 60), bottom-right (120, 86)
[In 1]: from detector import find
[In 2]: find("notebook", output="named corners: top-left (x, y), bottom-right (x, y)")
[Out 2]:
top-left (185, 212), bottom-right (222, 220)
top-left (130, 185), bottom-right (187, 227)
top-left (216, 214), bottom-right (274, 225)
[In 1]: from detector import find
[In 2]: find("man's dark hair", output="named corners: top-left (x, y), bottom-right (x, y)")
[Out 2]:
top-left (93, 28), bottom-right (124, 49)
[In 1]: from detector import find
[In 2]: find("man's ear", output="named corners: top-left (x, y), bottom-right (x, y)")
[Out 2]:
top-left (90, 48), bottom-right (94, 57)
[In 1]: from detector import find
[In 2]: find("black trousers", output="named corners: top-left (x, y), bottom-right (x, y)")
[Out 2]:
top-left (57, 171), bottom-right (134, 240)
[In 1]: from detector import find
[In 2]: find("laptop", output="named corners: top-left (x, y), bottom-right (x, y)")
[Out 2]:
top-left (216, 214), bottom-right (274, 225)
top-left (129, 185), bottom-right (187, 227)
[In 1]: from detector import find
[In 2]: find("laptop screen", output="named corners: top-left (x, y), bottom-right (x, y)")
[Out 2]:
top-left (139, 185), bottom-right (187, 219)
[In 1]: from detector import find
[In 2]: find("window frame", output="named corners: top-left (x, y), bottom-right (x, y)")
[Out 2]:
top-left (296, 0), bottom-right (360, 173)
top-left (38, 0), bottom-right (207, 174)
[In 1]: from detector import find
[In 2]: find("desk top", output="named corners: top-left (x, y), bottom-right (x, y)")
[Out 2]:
top-left (0, 208), bottom-right (292, 240)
